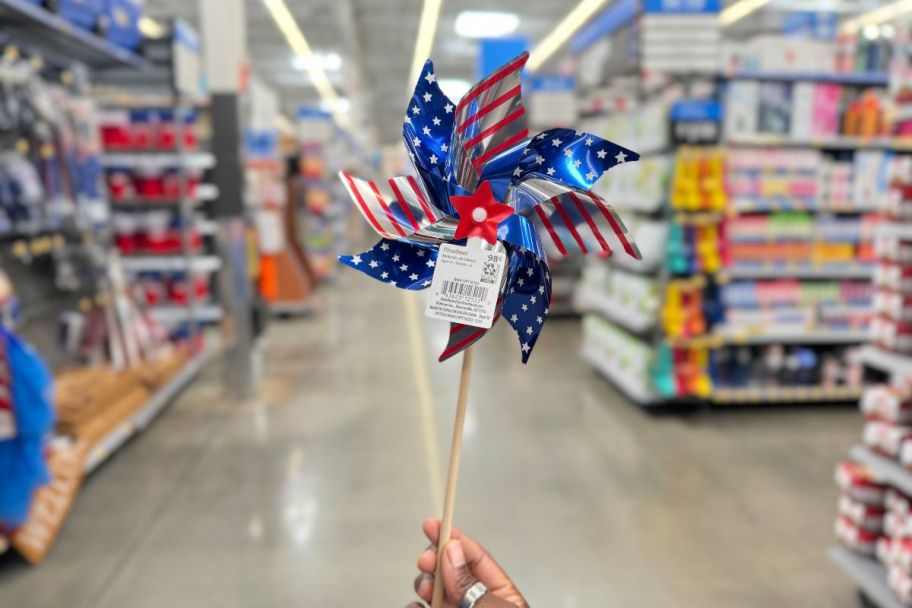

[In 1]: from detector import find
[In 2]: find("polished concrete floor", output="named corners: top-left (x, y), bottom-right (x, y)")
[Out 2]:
top-left (1, 273), bottom-right (863, 607)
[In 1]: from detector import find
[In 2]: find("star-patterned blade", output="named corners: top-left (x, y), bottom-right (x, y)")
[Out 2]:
top-left (339, 239), bottom-right (438, 290)
top-left (503, 249), bottom-right (551, 363)
top-left (403, 59), bottom-right (458, 216)
top-left (339, 171), bottom-right (452, 242)
top-left (512, 128), bottom-right (638, 193)
top-left (508, 178), bottom-right (640, 260)
top-left (447, 52), bottom-right (529, 193)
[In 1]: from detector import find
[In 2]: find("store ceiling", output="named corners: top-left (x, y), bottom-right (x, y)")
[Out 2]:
top-left (143, 0), bottom-right (570, 144)
top-left (142, 0), bottom-right (877, 145)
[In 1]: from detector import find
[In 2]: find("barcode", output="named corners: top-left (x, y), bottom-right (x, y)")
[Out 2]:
top-left (441, 280), bottom-right (488, 301)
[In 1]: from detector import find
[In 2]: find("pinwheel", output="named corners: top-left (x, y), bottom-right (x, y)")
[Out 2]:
top-left (339, 51), bottom-right (641, 363)
top-left (337, 52), bottom-right (641, 608)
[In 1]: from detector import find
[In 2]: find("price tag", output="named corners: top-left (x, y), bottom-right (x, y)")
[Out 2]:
top-left (425, 240), bottom-right (507, 329)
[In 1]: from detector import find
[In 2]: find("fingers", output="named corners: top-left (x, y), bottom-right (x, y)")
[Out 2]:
top-left (442, 540), bottom-right (480, 602)
top-left (414, 573), bottom-right (434, 602)
top-left (422, 518), bottom-right (512, 592)
top-left (417, 546), bottom-right (436, 574)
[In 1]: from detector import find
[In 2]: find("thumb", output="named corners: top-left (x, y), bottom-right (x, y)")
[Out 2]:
top-left (442, 540), bottom-right (479, 603)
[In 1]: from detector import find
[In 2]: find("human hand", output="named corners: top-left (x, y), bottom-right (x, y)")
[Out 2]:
top-left (407, 518), bottom-right (527, 608)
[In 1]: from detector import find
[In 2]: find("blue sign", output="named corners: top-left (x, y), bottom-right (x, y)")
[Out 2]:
top-left (570, 0), bottom-right (638, 55)
top-left (478, 37), bottom-right (529, 79)
top-left (670, 100), bottom-right (722, 122)
top-left (529, 75), bottom-right (576, 92)
top-left (782, 11), bottom-right (837, 40)
top-left (297, 106), bottom-right (332, 120)
top-left (643, 0), bottom-right (720, 13)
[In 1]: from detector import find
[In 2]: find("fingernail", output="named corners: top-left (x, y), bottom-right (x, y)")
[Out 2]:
top-left (446, 540), bottom-right (466, 568)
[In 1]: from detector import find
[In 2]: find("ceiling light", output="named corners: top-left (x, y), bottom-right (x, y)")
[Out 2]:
top-left (719, 0), bottom-right (772, 26)
top-left (139, 16), bottom-right (165, 39)
top-left (527, 0), bottom-right (610, 72)
top-left (454, 11), bottom-right (519, 39)
top-left (409, 0), bottom-right (443, 88)
top-left (320, 97), bottom-right (351, 113)
top-left (261, 0), bottom-right (348, 127)
top-left (863, 24), bottom-right (880, 40)
top-left (292, 51), bottom-right (342, 72)
top-left (437, 78), bottom-right (471, 101)
top-left (841, 0), bottom-right (912, 35)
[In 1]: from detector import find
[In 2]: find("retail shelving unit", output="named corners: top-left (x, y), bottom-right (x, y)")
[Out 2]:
top-left (0, 13), bottom-right (222, 563)
top-left (577, 68), bottom-right (892, 407)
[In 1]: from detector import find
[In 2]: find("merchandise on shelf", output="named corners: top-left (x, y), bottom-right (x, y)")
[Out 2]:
top-left (710, 344), bottom-right (863, 392)
top-left (723, 34), bottom-right (892, 75)
top-left (99, 108), bottom-right (199, 152)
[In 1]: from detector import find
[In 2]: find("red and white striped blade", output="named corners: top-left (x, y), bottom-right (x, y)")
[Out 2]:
top-left (449, 52), bottom-right (529, 192)
top-left (512, 178), bottom-right (640, 260)
top-left (339, 171), bottom-right (447, 241)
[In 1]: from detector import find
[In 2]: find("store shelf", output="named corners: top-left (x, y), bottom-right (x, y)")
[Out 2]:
top-left (149, 305), bottom-right (222, 324)
top-left (849, 445), bottom-right (912, 501)
top-left (731, 199), bottom-right (878, 214)
top-left (726, 134), bottom-right (912, 152)
top-left (581, 345), bottom-right (659, 406)
top-left (728, 70), bottom-right (889, 86)
top-left (859, 345), bottom-right (912, 380)
top-left (100, 152), bottom-right (216, 170)
top-left (722, 263), bottom-right (874, 280)
top-left (0, 0), bottom-right (152, 70)
top-left (670, 327), bottom-right (868, 348)
top-left (829, 546), bottom-right (901, 608)
top-left (877, 222), bottom-right (912, 240)
top-left (574, 285), bottom-right (655, 334)
top-left (84, 350), bottom-right (215, 474)
top-left (120, 255), bottom-right (222, 273)
top-left (711, 385), bottom-right (862, 404)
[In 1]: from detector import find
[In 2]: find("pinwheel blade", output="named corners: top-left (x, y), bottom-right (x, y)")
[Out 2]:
top-left (339, 171), bottom-right (453, 242)
top-left (511, 180), bottom-right (640, 260)
top-left (512, 128), bottom-right (639, 193)
top-left (339, 239), bottom-right (438, 290)
top-left (502, 250), bottom-right (551, 363)
top-left (447, 52), bottom-right (529, 193)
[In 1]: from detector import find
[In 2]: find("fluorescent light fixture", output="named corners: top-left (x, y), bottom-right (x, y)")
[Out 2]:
top-left (437, 78), bottom-right (471, 101)
top-left (409, 0), bottom-right (443, 88)
top-left (841, 0), bottom-right (912, 35)
top-left (719, 0), bottom-right (772, 26)
top-left (527, 0), bottom-right (609, 72)
top-left (261, 0), bottom-right (348, 126)
top-left (454, 10), bottom-right (519, 39)
top-left (139, 16), bottom-right (165, 39)
top-left (320, 97), bottom-right (351, 114)
top-left (292, 51), bottom-right (342, 72)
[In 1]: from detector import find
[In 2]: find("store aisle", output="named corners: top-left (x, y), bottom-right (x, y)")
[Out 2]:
top-left (1, 274), bottom-right (861, 608)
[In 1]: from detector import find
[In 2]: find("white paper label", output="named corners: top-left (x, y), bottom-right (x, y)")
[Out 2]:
top-left (425, 241), bottom-right (507, 329)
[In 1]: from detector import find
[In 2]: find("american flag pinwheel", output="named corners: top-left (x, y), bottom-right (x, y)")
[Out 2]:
top-left (338, 52), bottom-right (641, 363)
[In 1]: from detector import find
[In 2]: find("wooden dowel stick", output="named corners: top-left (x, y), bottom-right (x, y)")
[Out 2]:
top-left (431, 345), bottom-right (476, 608)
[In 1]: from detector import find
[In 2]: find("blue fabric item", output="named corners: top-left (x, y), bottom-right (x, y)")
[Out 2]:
top-left (0, 326), bottom-right (54, 527)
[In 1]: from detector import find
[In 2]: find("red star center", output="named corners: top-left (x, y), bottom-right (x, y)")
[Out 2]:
top-left (451, 181), bottom-right (514, 245)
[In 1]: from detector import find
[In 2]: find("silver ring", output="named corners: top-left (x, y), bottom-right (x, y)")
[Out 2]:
top-left (458, 581), bottom-right (489, 608)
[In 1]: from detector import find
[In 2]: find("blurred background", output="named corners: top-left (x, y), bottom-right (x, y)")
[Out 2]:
top-left (2, 0), bottom-right (912, 606)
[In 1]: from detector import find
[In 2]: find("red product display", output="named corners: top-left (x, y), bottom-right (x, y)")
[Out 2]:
top-left (863, 420), bottom-right (912, 458)
top-left (872, 316), bottom-right (912, 353)
top-left (839, 494), bottom-right (885, 532)
top-left (835, 460), bottom-right (888, 505)
top-left (836, 516), bottom-right (880, 555)
top-left (863, 384), bottom-right (912, 425)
